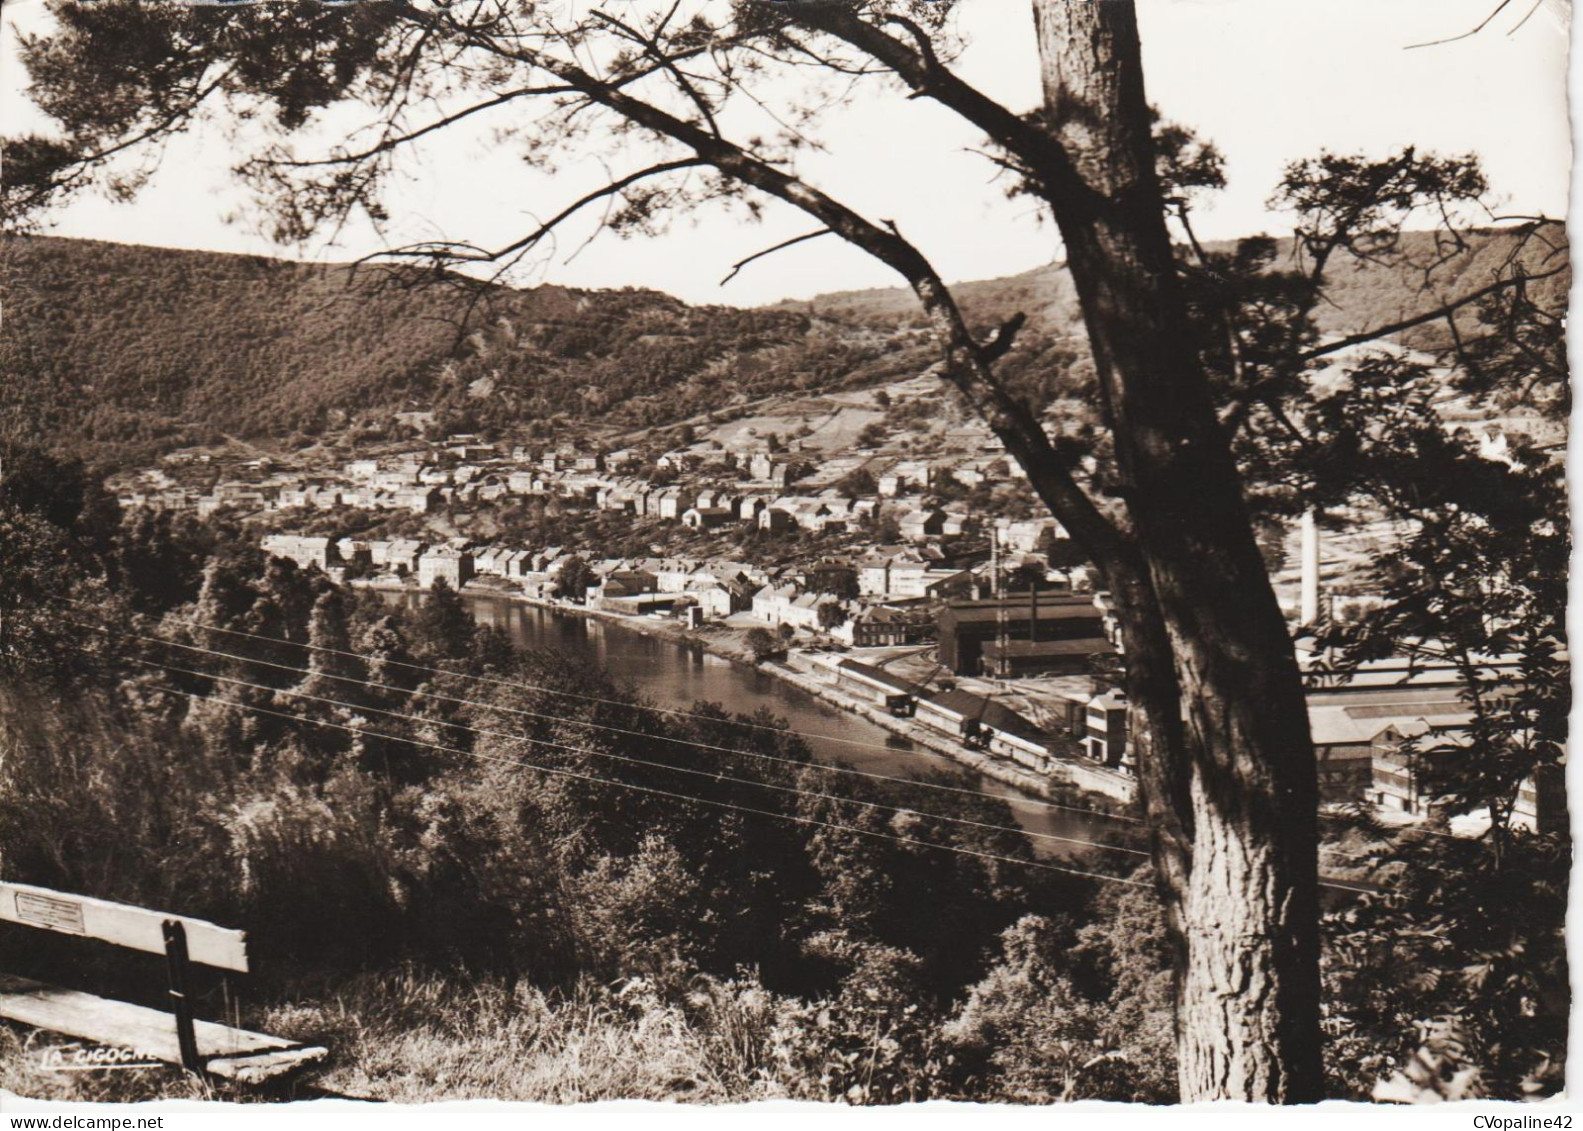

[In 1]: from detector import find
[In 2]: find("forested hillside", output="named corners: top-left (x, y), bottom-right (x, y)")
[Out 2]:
top-left (780, 225), bottom-right (1568, 347)
top-left (1, 225), bottom-right (1562, 470)
top-left (0, 236), bottom-right (932, 468)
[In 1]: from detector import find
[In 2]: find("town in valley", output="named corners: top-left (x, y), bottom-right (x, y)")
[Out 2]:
top-left (105, 368), bottom-right (1564, 831)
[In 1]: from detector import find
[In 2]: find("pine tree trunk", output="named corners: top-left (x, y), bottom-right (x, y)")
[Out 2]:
top-left (1106, 571), bottom-right (1193, 955)
top-left (1031, 0), bottom-right (1322, 1102)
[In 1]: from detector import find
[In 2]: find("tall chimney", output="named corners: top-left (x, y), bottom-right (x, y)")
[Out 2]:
top-left (1300, 509), bottom-right (1320, 626)
top-left (991, 526), bottom-right (1001, 598)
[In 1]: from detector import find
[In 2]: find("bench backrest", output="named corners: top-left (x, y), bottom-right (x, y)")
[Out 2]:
top-left (0, 881), bottom-right (249, 974)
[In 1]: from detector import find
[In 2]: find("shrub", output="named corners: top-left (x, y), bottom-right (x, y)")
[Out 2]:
top-left (744, 627), bottom-right (780, 661)
top-left (768, 934), bottom-right (951, 1104)
top-left (947, 914), bottom-right (1156, 1102)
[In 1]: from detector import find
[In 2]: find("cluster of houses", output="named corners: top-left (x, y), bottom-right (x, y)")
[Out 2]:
top-left (118, 393), bottom-right (1562, 835)
top-left (199, 426), bottom-right (1562, 835)
top-left (258, 531), bottom-right (942, 635)
top-left (113, 428), bottom-right (1048, 552)
top-left (258, 511), bottom-right (1088, 663)
top-left (259, 531), bottom-right (797, 620)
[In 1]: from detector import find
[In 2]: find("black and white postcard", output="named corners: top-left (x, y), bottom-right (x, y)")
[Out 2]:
top-left (0, 0), bottom-right (1572, 1119)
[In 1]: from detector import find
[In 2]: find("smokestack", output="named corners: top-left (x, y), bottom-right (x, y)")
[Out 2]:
top-left (1300, 509), bottom-right (1320, 626)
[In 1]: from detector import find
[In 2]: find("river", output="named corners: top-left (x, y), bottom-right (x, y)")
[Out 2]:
top-left (380, 591), bottom-right (1135, 865)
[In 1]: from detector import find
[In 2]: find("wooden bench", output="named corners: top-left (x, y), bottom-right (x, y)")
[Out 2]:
top-left (0, 881), bottom-right (325, 1083)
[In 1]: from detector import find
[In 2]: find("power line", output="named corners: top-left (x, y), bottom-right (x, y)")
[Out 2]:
top-left (55, 602), bottom-right (1377, 872)
top-left (57, 640), bottom-right (1374, 890)
top-left (112, 651), bottom-right (1152, 859)
top-left (54, 600), bottom-right (1145, 825)
top-left (1318, 878), bottom-right (1379, 895)
top-left (64, 614), bottom-right (1362, 863)
top-left (54, 595), bottom-right (939, 757)
top-left (145, 683), bottom-right (1154, 888)
top-left (146, 682), bottom-right (1373, 894)
top-left (69, 593), bottom-right (1131, 780)
top-left (78, 620), bottom-right (1148, 830)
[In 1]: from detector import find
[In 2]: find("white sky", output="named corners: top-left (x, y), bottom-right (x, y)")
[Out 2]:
top-left (0, 0), bottom-right (1571, 307)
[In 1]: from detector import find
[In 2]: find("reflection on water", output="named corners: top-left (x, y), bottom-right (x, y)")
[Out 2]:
top-left (379, 591), bottom-right (1130, 863)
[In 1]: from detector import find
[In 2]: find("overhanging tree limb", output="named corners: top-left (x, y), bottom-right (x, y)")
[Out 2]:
top-left (3, 70), bottom-right (230, 226)
top-left (260, 84), bottom-right (579, 170)
top-left (790, 6), bottom-right (1086, 206)
top-left (591, 3), bottom-right (722, 139)
top-left (369, 157), bottom-right (707, 268)
top-left (720, 228), bottom-right (833, 286)
top-left (423, 10), bottom-right (1133, 574)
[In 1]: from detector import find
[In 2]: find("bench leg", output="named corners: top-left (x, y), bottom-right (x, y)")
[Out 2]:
top-left (162, 920), bottom-right (201, 1073)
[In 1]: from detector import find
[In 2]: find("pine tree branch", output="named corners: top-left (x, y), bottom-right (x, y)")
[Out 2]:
top-left (261, 85), bottom-right (578, 170)
top-left (416, 6), bottom-right (1133, 570)
top-left (365, 158), bottom-right (707, 268)
top-left (720, 228), bottom-right (833, 285)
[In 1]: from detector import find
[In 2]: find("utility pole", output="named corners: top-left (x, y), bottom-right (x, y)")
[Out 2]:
top-left (992, 524), bottom-right (1009, 683)
top-left (1300, 509), bottom-right (1321, 627)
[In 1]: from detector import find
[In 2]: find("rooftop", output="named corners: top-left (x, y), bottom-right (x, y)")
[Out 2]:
top-left (835, 659), bottom-right (924, 696)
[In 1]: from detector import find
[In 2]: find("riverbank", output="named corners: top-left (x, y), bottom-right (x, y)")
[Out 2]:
top-left (356, 575), bottom-right (1139, 814)
top-left (766, 655), bottom-right (1138, 812)
top-left (357, 575), bottom-right (760, 656)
